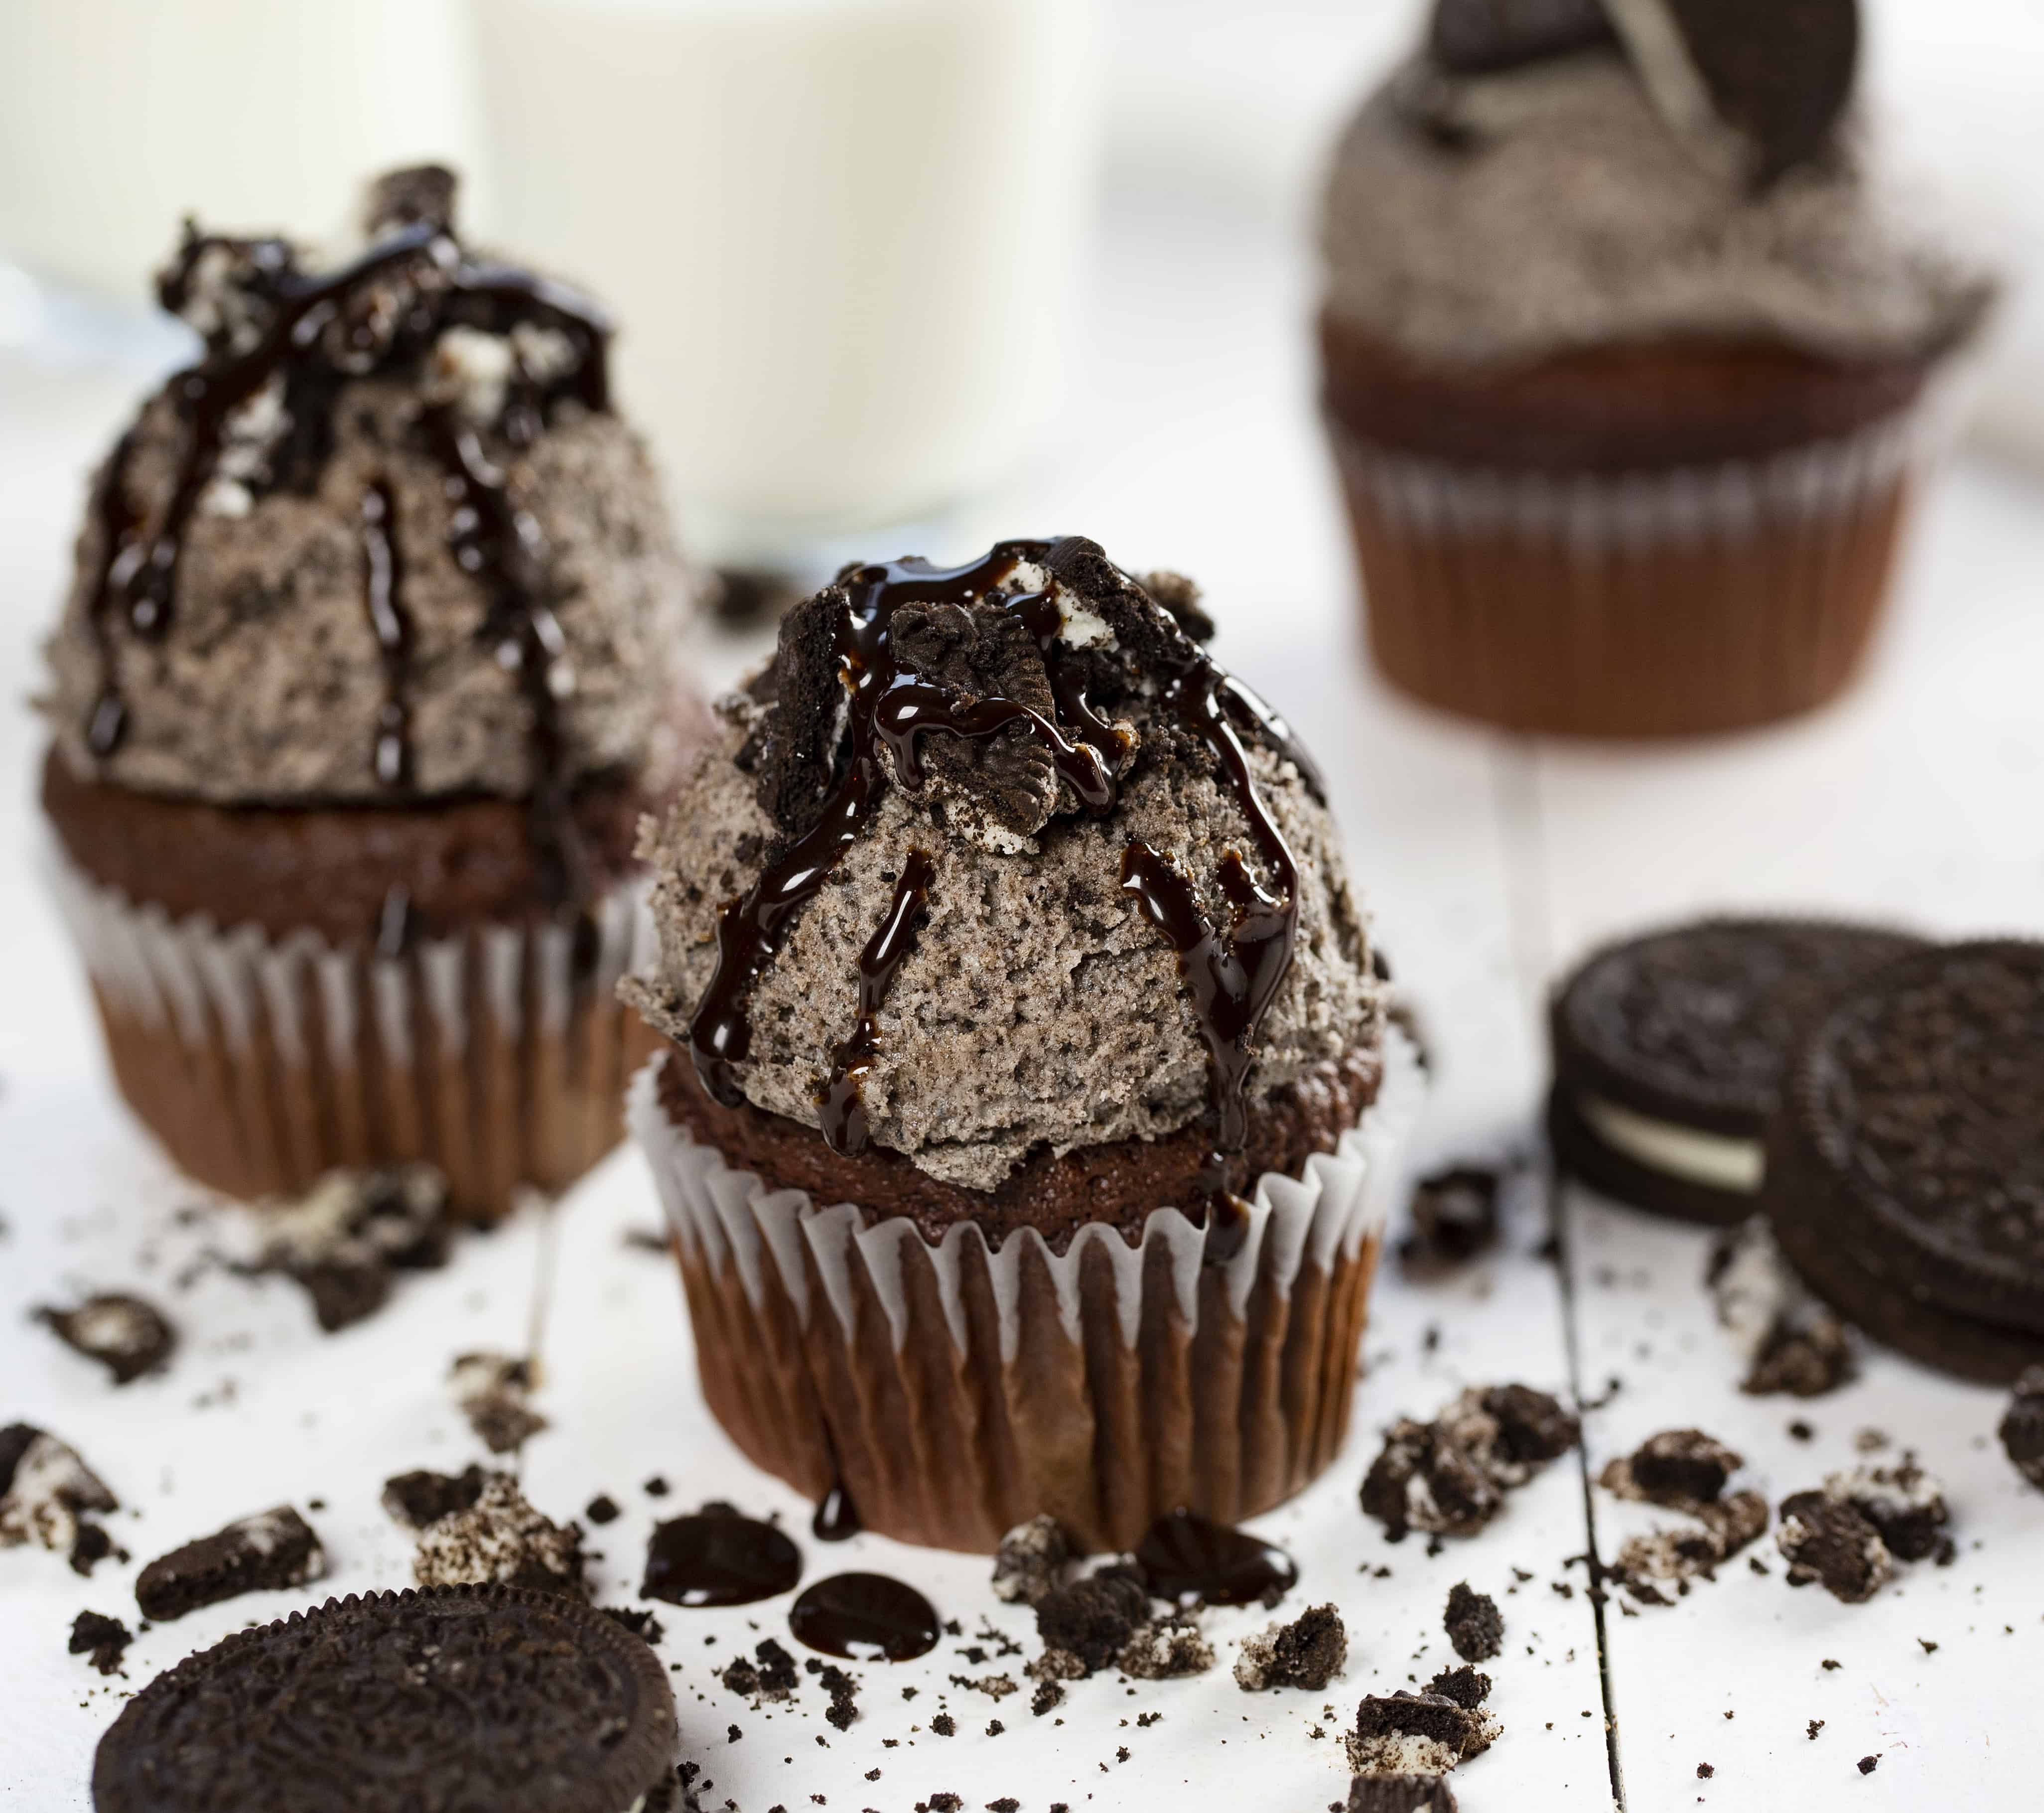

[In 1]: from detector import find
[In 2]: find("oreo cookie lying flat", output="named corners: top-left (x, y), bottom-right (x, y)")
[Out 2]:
top-left (94, 1585), bottom-right (678, 1813)
top-left (1768, 941), bottom-right (2044, 1384)
top-left (1549, 918), bottom-right (1922, 1225)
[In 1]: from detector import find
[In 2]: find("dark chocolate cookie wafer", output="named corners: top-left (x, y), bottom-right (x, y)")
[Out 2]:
top-left (94, 1585), bottom-right (678, 1813)
top-left (1768, 941), bottom-right (2044, 1382)
top-left (1549, 918), bottom-right (1922, 1225)
top-left (1429, 0), bottom-right (1614, 74)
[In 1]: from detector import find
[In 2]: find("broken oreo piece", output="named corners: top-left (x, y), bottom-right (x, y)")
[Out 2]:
top-left (136, 1507), bottom-right (326, 1621)
top-left (251, 1166), bottom-right (451, 1333)
top-left (1429, 0), bottom-right (1614, 75)
top-left (1606, 1429), bottom-right (1742, 1507)
top-left (1348, 1776), bottom-right (1459, 1813)
top-left (991, 1514), bottom-right (1072, 1607)
top-left (1776, 1492), bottom-right (1891, 1603)
top-left (449, 1351), bottom-right (547, 1453)
top-left (1708, 1219), bottom-right (1855, 1397)
top-left (1347, 1689), bottom-right (1499, 1777)
top-left (381, 1464), bottom-right (490, 1531)
top-left (2002, 1367), bottom-right (2044, 1488)
top-left (35, 1293), bottom-right (176, 1385)
top-left (70, 1609), bottom-right (134, 1675)
top-left (412, 1475), bottom-right (586, 1598)
top-left (1033, 1573), bottom-right (1150, 1677)
top-left (93, 1586), bottom-right (678, 1813)
top-left (1400, 1166), bottom-right (1502, 1275)
top-left (1425, 1665), bottom-right (1491, 1710)
top-left (1824, 1460), bottom-right (1949, 1564)
top-left (1233, 1603), bottom-right (1347, 1692)
top-left (1550, 918), bottom-right (1921, 1226)
top-left (0, 1423), bottom-right (121, 1568)
top-left (1443, 1583), bottom-right (1502, 1663)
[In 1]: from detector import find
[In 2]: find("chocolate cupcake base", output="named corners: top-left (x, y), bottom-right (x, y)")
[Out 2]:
top-left (1332, 410), bottom-right (1927, 738)
top-left (49, 851), bottom-right (659, 1220)
top-left (628, 1032), bottom-right (1423, 1554)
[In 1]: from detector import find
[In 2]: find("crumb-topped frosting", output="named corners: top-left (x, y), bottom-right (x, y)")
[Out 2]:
top-left (631, 539), bottom-right (1382, 1194)
top-left (1322, 48), bottom-right (1994, 371)
top-left (42, 166), bottom-right (699, 812)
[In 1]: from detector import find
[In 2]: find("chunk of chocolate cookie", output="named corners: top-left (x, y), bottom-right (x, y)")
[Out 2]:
top-left (990, 1514), bottom-right (1072, 1607)
top-left (92, 1586), bottom-right (678, 1813)
top-left (1400, 1166), bottom-right (1502, 1275)
top-left (2002, 1366), bottom-right (2044, 1488)
top-left (412, 1475), bottom-right (585, 1598)
top-left (1551, 918), bottom-right (1922, 1225)
top-left (136, 1507), bottom-right (326, 1621)
top-left (1361, 1385), bottom-right (1578, 1540)
top-left (1708, 1219), bottom-right (1856, 1397)
top-left (1347, 1689), bottom-right (1499, 1776)
top-left (0, 1423), bottom-right (120, 1569)
top-left (35, 1293), bottom-right (176, 1384)
top-left (381, 1463), bottom-right (490, 1530)
top-left (1233, 1603), bottom-right (1347, 1692)
top-left (1768, 941), bottom-right (2044, 1383)
top-left (251, 1167), bottom-right (450, 1333)
top-left (1776, 1493), bottom-right (1892, 1603)
top-left (1348, 1775), bottom-right (1459, 1813)
top-left (1033, 1573), bottom-right (1150, 1676)
top-left (1824, 1460), bottom-right (1949, 1563)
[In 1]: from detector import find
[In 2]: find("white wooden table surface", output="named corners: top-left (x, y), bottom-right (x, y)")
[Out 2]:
top-left (3, 168), bottom-right (2041, 1812)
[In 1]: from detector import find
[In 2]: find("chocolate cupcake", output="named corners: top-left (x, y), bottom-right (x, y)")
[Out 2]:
top-left (626, 538), bottom-right (1419, 1552)
top-left (1320, 0), bottom-right (1995, 737)
top-left (40, 167), bottom-right (705, 1219)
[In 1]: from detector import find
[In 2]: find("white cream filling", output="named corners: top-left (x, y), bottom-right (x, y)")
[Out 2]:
top-left (1577, 1093), bottom-right (1764, 1194)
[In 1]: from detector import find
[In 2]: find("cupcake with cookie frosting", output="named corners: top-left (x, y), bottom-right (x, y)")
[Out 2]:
top-left (40, 165), bottom-right (706, 1218)
top-left (627, 536), bottom-right (1421, 1552)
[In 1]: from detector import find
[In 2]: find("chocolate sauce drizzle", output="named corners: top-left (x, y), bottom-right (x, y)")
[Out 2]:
top-left (788, 1572), bottom-right (941, 1663)
top-left (1133, 1507), bottom-right (1298, 1608)
top-left (359, 480), bottom-right (411, 788)
top-left (78, 185), bottom-right (614, 918)
top-left (641, 1510), bottom-right (803, 1607)
top-left (687, 539), bottom-right (1319, 1210)
top-left (811, 1478), bottom-right (862, 1543)
top-left (818, 849), bottom-right (936, 1157)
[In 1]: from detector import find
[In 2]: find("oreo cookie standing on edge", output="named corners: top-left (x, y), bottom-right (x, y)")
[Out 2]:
top-left (1768, 941), bottom-right (2044, 1385)
top-left (1548, 918), bottom-right (1923, 1226)
top-left (93, 1585), bottom-right (679, 1813)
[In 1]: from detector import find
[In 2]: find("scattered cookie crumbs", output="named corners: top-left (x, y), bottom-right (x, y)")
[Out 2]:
top-left (248, 1166), bottom-right (451, 1332)
top-left (1809, 1720), bottom-right (1825, 1739)
top-left (1118, 1616), bottom-right (1216, 1680)
top-left (985, 1720), bottom-right (1004, 1737)
top-left (34, 1293), bottom-right (176, 1384)
top-left (587, 1494), bottom-right (621, 1525)
top-left (1706, 1220), bottom-right (1854, 1397)
top-left (448, 1352), bottom-right (546, 1453)
top-left (1777, 1494), bottom-right (1892, 1603)
top-left (1443, 1583), bottom-right (1502, 1663)
top-left (68, 1609), bottom-right (132, 1675)
top-left (645, 1476), bottom-right (671, 1497)
top-left (1697, 1763), bottom-right (1714, 1779)
top-left (411, 1475), bottom-right (584, 1597)
top-left (1918, 1638), bottom-right (1938, 1655)
top-left (1601, 1429), bottom-right (1769, 1598)
top-left (1859, 1756), bottom-right (1879, 1775)
top-left (136, 1505), bottom-right (325, 1620)
top-left (1400, 1166), bottom-right (1502, 1275)
top-left (721, 1639), bottom-right (800, 1703)
top-left (930, 1715), bottom-right (956, 1737)
top-left (991, 1514), bottom-right (1072, 1606)
top-left (1030, 1680), bottom-right (1064, 1717)
top-left (1234, 1602), bottom-right (1348, 1691)
top-left (0, 1423), bottom-right (120, 1570)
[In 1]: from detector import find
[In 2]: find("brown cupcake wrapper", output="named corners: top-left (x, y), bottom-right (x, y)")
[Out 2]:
top-left (1330, 390), bottom-right (1957, 737)
top-left (46, 846), bottom-right (661, 1220)
top-left (627, 1031), bottom-right (1424, 1553)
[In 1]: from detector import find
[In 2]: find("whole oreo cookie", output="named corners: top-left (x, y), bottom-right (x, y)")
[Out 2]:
top-left (1768, 941), bottom-right (2044, 1383)
top-left (1429, 0), bottom-right (1615, 74)
top-left (93, 1585), bottom-right (679, 1813)
top-left (1661, 0), bottom-right (1859, 184)
top-left (1549, 918), bottom-right (1923, 1225)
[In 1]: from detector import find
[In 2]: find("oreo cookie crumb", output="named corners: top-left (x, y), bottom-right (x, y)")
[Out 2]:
top-left (1234, 1602), bottom-right (1347, 1691)
top-left (1346, 1689), bottom-right (1499, 1775)
top-left (604, 1606), bottom-right (666, 1645)
top-left (1708, 1221), bottom-right (1855, 1398)
top-left (931, 1714), bottom-right (957, 1737)
top-left (1425, 1666), bottom-right (1491, 1709)
top-left (1118, 1617), bottom-right (1216, 1680)
top-left (1361, 1386), bottom-right (1577, 1541)
top-left (1602, 1432), bottom-right (1768, 1596)
top-left (991, 1515), bottom-right (1072, 1606)
top-left (449, 1352), bottom-right (546, 1454)
top-left (35, 1293), bottom-right (176, 1384)
top-left (136, 1506), bottom-right (326, 1620)
top-left (381, 1464), bottom-right (489, 1530)
top-left (1697, 1763), bottom-right (1714, 1779)
top-left (1859, 1756), bottom-right (1879, 1775)
top-left (1034, 1574), bottom-right (1149, 1676)
top-left (1999, 1367), bottom-right (2044, 1487)
top-left (249, 1166), bottom-right (450, 1332)
top-left (587, 1494), bottom-right (622, 1526)
top-left (1400, 1167), bottom-right (1501, 1275)
top-left (1777, 1493), bottom-right (1892, 1603)
top-left (949, 1674), bottom-right (1018, 1700)
top-left (1346, 1778), bottom-right (1459, 1813)
top-left (69, 1609), bottom-right (133, 1675)
top-left (1443, 1584), bottom-right (1502, 1663)
top-left (721, 1638), bottom-right (800, 1703)
top-left (0, 1423), bottom-right (119, 1566)
top-left (1030, 1680), bottom-right (1064, 1716)
top-left (412, 1475), bottom-right (585, 1597)
top-left (1609, 1430), bottom-right (1742, 1506)
top-left (1824, 1459), bottom-right (1950, 1562)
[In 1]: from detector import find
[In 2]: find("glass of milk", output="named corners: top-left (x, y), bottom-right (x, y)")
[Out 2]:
top-left (470, 0), bottom-right (1102, 570)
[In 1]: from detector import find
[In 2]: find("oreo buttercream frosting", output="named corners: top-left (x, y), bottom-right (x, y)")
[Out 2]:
top-left (631, 536), bottom-right (1383, 1198)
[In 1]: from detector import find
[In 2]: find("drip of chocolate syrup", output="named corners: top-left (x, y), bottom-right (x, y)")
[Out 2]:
top-left (817, 849), bottom-right (935, 1157)
top-left (1133, 1508), bottom-right (1298, 1608)
top-left (687, 538), bottom-right (1320, 1216)
top-left (641, 1511), bottom-right (803, 1607)
top-left (79, 201), bottom-right (614, 921)
top-left (359, 480), bottom-right (412, 788)
top-left (788, 1572), bottom-right (940, 1662)
top-left (811, 1478), bottom-right (862, 1543)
